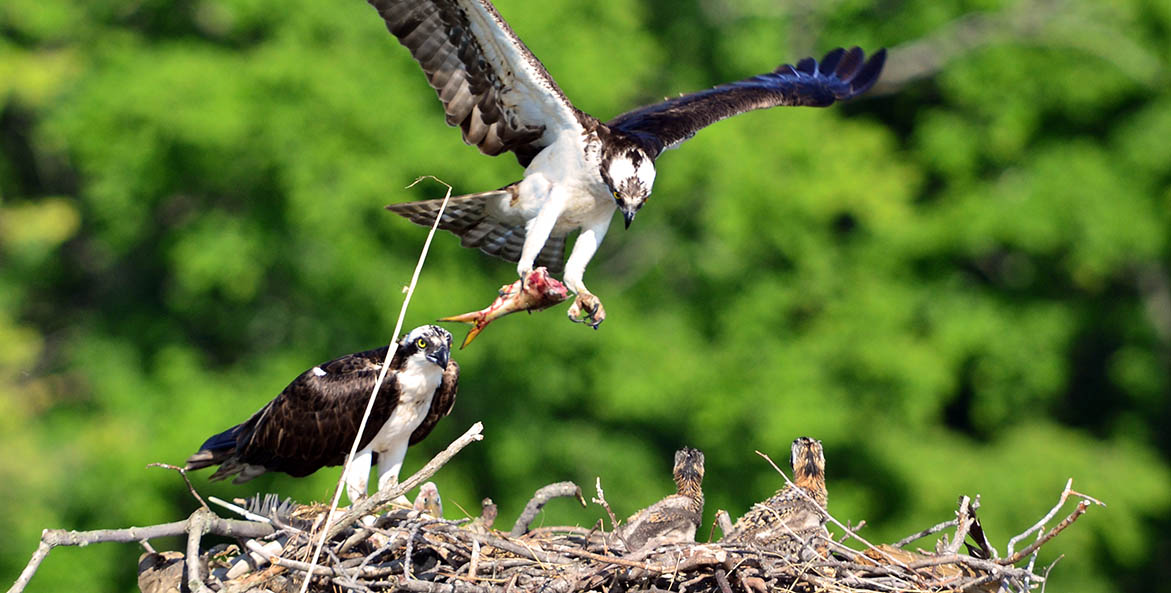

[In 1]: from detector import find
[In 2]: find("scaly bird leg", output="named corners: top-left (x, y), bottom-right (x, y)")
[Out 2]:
top-left (377, 439), bottom-right (413, 507)
top-left (563, 218), bottom-right (611, 329)
top-left (344, 449), bottom-right (373, 504)
top-left (517, 193), bottom-right (565, 286)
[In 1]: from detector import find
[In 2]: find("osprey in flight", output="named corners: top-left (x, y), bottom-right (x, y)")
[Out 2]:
top-left (185, 325), bottom-right (459, 502)
top-left (372, 0), bottom-right (886, 328)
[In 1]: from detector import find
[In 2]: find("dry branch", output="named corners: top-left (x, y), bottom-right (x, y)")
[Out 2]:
top-left (10, 441), bottom-right (1101, 593)
top-left (8, 511), bottom-right (274, 593)
top-left (1001, 500), bottom-right (1091, 565)
top-left (510, 481), bottom-right (586, 537)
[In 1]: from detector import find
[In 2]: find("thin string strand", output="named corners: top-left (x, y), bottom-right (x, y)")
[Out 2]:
top-left (297, 177), bottom-right (454, 593)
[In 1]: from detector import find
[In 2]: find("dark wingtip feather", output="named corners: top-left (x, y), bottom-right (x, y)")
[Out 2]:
top-left (834, 47), bottom-right (865, 81)
top-left (818, 48), bottom-right (846, 76)
top-left (848, 48), bottom-right (887, 96)
top-left (774, 63), bottom-right (798, 76)
top-left (795, 56), bottom-right (817, 75)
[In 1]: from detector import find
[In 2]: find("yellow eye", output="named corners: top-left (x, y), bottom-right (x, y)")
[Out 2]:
top-left (416, 338), bottom-right (428, 349)
top-left (612, 191), bottom-right (620, 200)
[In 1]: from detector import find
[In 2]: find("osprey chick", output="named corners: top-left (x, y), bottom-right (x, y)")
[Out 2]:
top-left (185, 325), bottom-right (459, 502)
top-left (615, 447), bottom-right (705, 555)
top-left (371, 0), bottom-right (886, 329)
top-left (722, 437), bottom-right (829, 560)
top-left (413, 481), bottom-right (444, 518)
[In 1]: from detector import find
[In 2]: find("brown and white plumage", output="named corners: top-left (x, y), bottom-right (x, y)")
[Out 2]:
top-left (185, 325), bottom-right (458, 502)
top-left (722, 437), bottom-right (829, 560)
top-left (367, 0), bottom-right (586, 168)
top-left (370, 0), bottom-right (886, 329)
top-left (615, 448), bottom-right (705, 555)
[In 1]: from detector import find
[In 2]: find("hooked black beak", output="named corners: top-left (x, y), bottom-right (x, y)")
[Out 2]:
top-left (621, 208), bottom-right (636, 229)
top-left (427, 348), bottom-right (450, 369)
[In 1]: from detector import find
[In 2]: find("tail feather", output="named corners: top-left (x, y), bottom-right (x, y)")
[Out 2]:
top-left (184, 448), bottom-right (227, 472)
top-left (200, 458), bottom-right (267, 483)
top-left (184, 425), bottom-right (240, 471)
top-left (386, 189), bottom-right (501, 233)
top-left (185, 424), bottom-right (267, 482)
top-left (386, 187), bottom-right (567, 274)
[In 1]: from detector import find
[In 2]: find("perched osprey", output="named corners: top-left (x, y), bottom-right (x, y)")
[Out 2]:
top-left (371, 0), bottom-right (886, 328)
top-left (185, 325), bottom-right (459, 502)
top-left (615, 447), bottom-right (705, 555)
top-left (722, 437), bottom-right (829, 559)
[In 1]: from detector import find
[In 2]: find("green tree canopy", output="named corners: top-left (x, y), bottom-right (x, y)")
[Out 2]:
top-left (2, 1), bottom-right (1168, 591)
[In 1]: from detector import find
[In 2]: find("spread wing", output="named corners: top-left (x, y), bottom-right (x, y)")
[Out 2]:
top-left (367, 0), bottom-right (590, 167)
top-left (410, 359), bottom-right (460, 445)
top-left (234, 348), bottom-right (402, 477)
top-left (608, 47), bottom-right (886, 157)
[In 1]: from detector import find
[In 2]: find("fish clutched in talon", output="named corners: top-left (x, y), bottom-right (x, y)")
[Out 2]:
top-left (440, 267), bottom-right (571, 348)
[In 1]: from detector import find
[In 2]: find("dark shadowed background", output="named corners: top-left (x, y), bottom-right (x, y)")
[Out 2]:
top-left (2, 0), bottom-right (1168, 591)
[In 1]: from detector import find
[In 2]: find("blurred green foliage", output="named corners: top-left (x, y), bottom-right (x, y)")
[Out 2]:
top-left (2, 0), bottom-right (1169, 591)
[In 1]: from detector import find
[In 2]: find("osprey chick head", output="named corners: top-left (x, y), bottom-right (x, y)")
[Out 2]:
top-left (399, 324), bottom-right (453, 369)
top-left (673, 447), bottom-right (705, 485)
top-left (790, 437), bottom-right (825, 482)
top-left (602, 148), bottom-right (656, 229)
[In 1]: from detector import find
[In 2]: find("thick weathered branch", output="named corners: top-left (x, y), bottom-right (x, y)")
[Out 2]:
top-left (41, 517), bottom-right (273, 546)
top-left (9, 511), bottom-right (273, 593)
top-left (185, 509), bottom-right (214, 593)
top-left (510, 481), bottom-right (586, 537)
top-left (6, 542), bottom-right (50, 593)
top-left (944, 496), bottom-right (973, 554)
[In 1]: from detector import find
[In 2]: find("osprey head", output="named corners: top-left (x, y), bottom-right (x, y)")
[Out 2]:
top-left (673, 447), bottom-right (705, 485)
top-left (602, 148), bottom-right (656, 229)
top-left (399, 325), bottom-right (453, 369)
top-left (790, 437), bottom-right (825, 482)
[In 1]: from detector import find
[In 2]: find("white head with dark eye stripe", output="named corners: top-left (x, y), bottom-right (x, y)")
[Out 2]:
top-left (601, 148), bottom-right (656, 229)
top-left (398, 325), bottom-right (453, 369)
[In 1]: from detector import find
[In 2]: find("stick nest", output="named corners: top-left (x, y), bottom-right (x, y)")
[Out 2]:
top-left (137, 479), bottom-right (1097, 593)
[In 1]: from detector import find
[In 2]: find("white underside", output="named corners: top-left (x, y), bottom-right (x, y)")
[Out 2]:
top-left (343, 355), bottom-right (443, 502)
top-left (485, 129), bottom-right (614, 295)
top-left (442, 1), bottom-right (633, 300)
